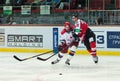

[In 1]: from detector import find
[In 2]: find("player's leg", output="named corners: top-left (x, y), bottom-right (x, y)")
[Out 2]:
top-left (51, 52), bottom-right (64, 64)
top-left (65, 42), bottom-right (78, 65)
top-left (51, 45), bottom-right (69, 64)
top-left (88, 40), bottom-right (98, 63)
top-left (84, 34), bottom-right (98, 63)
top-left (65, 48), bottom-right (75, 65)
top-left (90, 33), bottom-right (98, 63)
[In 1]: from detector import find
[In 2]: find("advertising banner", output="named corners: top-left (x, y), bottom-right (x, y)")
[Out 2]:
top-left (7, 35), bottom-right (43, 47)
top-left (40, 5), bottom-right (50, 15)
top-left (21, 5), bottom-right (31, 15)
top-left (0, 29), bottom-right (5, 46)
top-left (0, 26), bottom-right (119, 55)
top-left (3, 6), bottom-right (12, 16)
top-left (0, 27), bottom-right (53, 49)
top-left (53, 28), bottom-right (58, 53)
top-left (107, 31), bottom-right (120, 48)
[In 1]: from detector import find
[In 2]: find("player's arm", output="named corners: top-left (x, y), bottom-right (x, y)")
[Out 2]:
top-left (58, 34), bottom-right (66, 51)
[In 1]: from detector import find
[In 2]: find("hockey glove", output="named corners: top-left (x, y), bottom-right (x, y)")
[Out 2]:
top-left (58, 45), bottom-right (63, 51)
top-left (72, 32), bottom-right (80, 42)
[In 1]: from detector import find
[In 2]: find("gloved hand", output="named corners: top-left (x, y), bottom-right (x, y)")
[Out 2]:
top-left (72, 32), bottom-right (80, 42)
top-left (58, 45), bottom-right (63, 51)
top-left (72, 32), bottom-right (78, 38)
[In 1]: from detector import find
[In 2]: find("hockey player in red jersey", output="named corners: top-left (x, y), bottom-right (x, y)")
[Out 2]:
top-left (72, 14), bottom-right (98, 63)
top-left (51, 22), bottom-right (79, 65)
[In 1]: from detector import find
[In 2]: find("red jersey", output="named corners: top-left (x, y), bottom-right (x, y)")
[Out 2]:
top-left (74, 19), bottom-right (88, 38)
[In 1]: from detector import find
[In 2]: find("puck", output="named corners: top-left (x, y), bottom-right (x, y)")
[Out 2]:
top-left (59, 73), bottom-right (62, 75)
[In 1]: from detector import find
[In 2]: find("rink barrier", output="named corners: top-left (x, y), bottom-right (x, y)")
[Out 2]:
top-left (0, 26), bottom-right (120, 56)
top-left (0, 48), bottom-right (51, 53)
top-left (0, 48), bottom-right (120, 56)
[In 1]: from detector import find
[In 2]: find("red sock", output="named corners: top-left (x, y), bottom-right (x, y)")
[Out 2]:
top-left (88, 49), bottom-right (96, 56)
top-left (90, 42), bottom-right (96, 48)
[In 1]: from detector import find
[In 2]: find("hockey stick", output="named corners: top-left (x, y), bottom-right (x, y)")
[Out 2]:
top-left (13, 50), bottom-right (53, 61)
top-left (37, 38), bottom-right (77, 61)
top-left (37, 45), bottom-right (70, 61)
top-left (37, 52), bottom-right (57, 61)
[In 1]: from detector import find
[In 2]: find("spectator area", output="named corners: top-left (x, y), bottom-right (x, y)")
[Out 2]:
top-left (0, 0), bottom-right (120, 25)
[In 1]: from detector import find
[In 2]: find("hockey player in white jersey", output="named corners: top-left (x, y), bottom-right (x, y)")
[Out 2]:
top-left (51, 22), bottom-right (79, 65)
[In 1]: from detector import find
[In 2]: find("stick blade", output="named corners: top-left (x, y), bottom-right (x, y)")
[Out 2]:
top-left (37, 57), bottom-right (47, 61)
top-left (13, 55), bottom-right (23, 61)
top-left (37, 53), bottom-right (57, 61)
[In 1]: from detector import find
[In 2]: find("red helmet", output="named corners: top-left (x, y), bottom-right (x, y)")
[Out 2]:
top-left (64, 22), bottom-right (71, 32)
top-left (64, 22), bottom-right (70, 27)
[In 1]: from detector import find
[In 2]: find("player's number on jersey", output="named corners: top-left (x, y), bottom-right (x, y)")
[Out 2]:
top-left (97, 35), bottom-right (104, 44)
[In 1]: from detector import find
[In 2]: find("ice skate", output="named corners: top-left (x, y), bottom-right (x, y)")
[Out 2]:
top-left (51, 59), bottom-right (60, 64)
top-left (93, 56), bottom-right (98, 64)
top-left (65, 59), bottom-right (70, 65)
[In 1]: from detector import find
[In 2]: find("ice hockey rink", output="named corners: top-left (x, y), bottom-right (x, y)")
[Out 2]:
top-left (0, 52), bottom-right (120, 81)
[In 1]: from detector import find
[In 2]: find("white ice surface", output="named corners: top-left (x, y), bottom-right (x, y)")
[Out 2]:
top-left (0, 52), bottom-right (120, 81)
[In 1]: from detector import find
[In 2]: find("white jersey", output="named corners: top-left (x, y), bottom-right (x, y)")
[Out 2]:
top-left (60, 32), bottom-right (74, 45)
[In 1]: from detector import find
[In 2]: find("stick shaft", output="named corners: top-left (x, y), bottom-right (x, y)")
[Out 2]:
top-left (37, 53), bottom-right (57, 61)
top-left (13, 50), bottom-right (53, 61)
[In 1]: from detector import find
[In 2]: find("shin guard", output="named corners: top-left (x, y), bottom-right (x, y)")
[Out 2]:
top-left (57, 52), bottom-right (64, 60)
top-left (89, 42), bottom-right (97, 56)
top-left (68, 51), bottom-right (75, 60)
